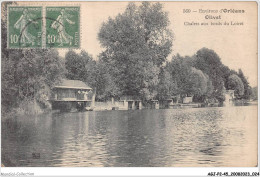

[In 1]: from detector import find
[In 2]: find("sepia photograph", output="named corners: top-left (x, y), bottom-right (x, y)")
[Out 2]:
top-left (1, 0), bottom-right (259, 176)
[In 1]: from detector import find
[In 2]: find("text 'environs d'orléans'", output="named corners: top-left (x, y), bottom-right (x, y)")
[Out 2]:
top-left (183, 8), bottom-right (245, 26)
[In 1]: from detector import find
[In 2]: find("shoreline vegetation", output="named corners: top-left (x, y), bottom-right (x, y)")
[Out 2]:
top-left (1, 2), bottom-right (258, 119)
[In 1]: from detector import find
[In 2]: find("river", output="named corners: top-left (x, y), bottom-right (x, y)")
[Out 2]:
top-left (1, 105), bottom-right (257, 167)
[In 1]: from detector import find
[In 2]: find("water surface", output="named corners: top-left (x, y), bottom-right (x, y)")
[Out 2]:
top-left (2, 106), bottom-right (257, 167)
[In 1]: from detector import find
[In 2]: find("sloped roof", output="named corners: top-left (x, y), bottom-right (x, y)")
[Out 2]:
top-left (54, 79), bottom-right (92, 90)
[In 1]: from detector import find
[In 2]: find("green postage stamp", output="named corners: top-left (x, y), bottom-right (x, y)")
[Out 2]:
top-left (7, 6), bottom-right (80, 48)
top-left (46, 7), bottom-right (80, 48)
top-left (8, 6), bottom-right (43, 48)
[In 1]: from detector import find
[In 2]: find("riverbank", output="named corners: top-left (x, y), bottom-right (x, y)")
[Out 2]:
top-left (2, 99), bottom-right (257, 118)
top-left (75, 99), bottom-right (258, 112)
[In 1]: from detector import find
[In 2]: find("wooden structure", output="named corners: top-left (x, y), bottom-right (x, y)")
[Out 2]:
top-left (150, 100), bottom-right (159, 109)
top-left (160, 99), bottom-right (174, 109)
top-left (119, 95), bottom-right (142, 110)
top-left (159, 95), bottom-right (181, 109)
top-left (183, 95), bottom-right (193, 104)
top-left (50, 80), bottom-right (94, 111)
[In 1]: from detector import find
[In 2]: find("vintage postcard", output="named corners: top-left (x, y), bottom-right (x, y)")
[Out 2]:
top-left (1, 0), bottom-right (259, 176)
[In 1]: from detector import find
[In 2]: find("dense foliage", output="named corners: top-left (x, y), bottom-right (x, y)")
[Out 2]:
top-left (2, 2), bottom-right (255, 116)
top-left (2, 2), bottom-right (65, 114)
top-left (227, 74), bottom-right (244, 98)
top-left (251, 87), bottom-right (258, 100)
top-left (2, 49), bottom-right (65, 113)
top-left (162, 48), bottom-right (253, 103)
top-left (98, 2), bottom-right (173, 100)
top-left (65, 50), bottom-right (97, 88)
top-left (64, 45), bottom-right (254, 103)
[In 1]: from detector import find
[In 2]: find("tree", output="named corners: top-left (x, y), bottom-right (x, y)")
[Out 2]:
top-left (167, 54), bottom-right (192, 97)
top-left (188, 67), bottom-right (208, 97)
top-left (213, 80), bottom-right (226, 103)
top-left (194, 48), bottom-right (222, 76)
top-left (2, 2), bottom-right (66, 113)
top-left (227, 74), bottom-right (244, 98)
top-left (238, 69), bottom-right (251, 99)
top-left (250, 86), bottom-right (258, 100)
top-left (205, 77), bottom-right (214, 98)
top-left (65, 50), bottom-right (86, 80)
top-left (167, 54), bottom-right (215, 102)
top-left (65, 50), bottom-right (98, 88)
top-left (220, 65), bottom-right (231, 89)
top-left (156, 68), bottom-right (177, 100)
top-left (193, 48), bottom-right (227, 102)
top-left (98, 2), bottom-right (173, 100)
top-left (2, 49), bottom-right (65, 112)
top-left (94, 60), bottom-right (120, 101)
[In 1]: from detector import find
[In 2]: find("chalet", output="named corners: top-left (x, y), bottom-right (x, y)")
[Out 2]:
top-left (119, 95), bottom-right (142, 110)
top-left (50, 79), bottom-right (95, 111)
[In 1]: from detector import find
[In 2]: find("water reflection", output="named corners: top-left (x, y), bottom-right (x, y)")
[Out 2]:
top-left (2, 106), bottom-right (257, 167)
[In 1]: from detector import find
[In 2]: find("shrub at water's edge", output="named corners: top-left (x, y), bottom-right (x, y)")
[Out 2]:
top-left (1, 49), bottom-right (65, 118)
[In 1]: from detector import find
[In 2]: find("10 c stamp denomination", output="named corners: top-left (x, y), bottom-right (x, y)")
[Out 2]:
top-left (8, 6), bottom-right (43, 48)
top-left (7, 6), bottom-right (80, 49)
top-left (46, 7), bottom-right (80, 48)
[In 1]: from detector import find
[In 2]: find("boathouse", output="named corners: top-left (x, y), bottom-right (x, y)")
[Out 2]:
top-left (50, 79), bottom-right (95, 111)
top-left (119, 95), bottom-right (142, 110)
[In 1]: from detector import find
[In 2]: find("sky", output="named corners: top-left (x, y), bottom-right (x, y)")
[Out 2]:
top-left (19, 1), bottom-right (258, 87)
